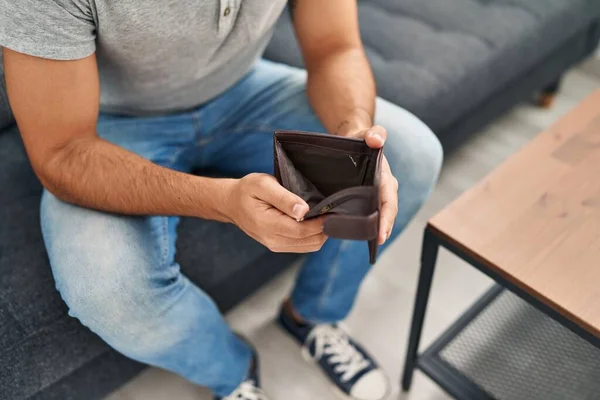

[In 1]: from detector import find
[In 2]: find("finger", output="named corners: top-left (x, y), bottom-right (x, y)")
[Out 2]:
top-left (379, 156), bottom-right (392, 180)
top-left (279, 232), bottom-right (328, 248)
top-left (342, 128), bottom-right (368, 139)
top-left (387, 218), bottom-right (396, 240)
top-left (253, 175), bottom-right (309, 220)
top-left (379, 174), bottom-right (398, 245)
top-left (379, 202), bottom-right (397, 245)
top-left (272, 216), bottom-right (326, 239)
top-left (269, 233), bottom-right (328, 253)
top-left (364, 125), bottom-right (387, 149)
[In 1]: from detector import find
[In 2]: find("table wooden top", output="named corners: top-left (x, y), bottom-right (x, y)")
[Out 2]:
top-left (429, 90), bottom-right (600, 338)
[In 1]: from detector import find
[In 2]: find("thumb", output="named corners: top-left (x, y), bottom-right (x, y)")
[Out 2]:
top-left (254, 175), bottom-right (309, 220)
top-left (364, 125), bottom-right (387, 149)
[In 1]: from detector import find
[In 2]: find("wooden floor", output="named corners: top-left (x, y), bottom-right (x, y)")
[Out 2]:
top-left (107, 59), bottom-right (600, 400)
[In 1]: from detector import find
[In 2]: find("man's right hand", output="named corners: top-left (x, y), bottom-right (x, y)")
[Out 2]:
top-left (224, 173), bottom-right (327, 253)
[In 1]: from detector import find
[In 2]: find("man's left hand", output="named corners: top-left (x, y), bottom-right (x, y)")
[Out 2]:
top-left (340, 125), bottom-right (398, 245)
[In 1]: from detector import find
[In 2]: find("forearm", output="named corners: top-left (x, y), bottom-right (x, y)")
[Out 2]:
top-left (306, 46), bottom-right (376, 135)
top-left (41, 136), bottom-right (233, 221)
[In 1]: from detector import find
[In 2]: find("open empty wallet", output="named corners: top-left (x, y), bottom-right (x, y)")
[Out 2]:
top-left (274, 130), bottom-right (383, 264)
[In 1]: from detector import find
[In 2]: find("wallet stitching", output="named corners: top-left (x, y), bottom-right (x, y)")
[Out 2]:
top-left (278, 141), bottom-right (372, 155)
top-left (276, 130), bottom-right (364, 144)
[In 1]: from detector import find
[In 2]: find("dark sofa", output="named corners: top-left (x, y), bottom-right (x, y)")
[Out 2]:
top-left (1, 1), bottom-right (599, 399)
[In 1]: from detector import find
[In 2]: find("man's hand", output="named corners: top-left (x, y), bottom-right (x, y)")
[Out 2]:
top-left (224, 173), bottom-right (328, 253)
top-left (340, 123), bottom-right (399, 246)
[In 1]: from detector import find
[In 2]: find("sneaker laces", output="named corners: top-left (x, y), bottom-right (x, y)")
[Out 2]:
top-left (223, 380), bottom-right (268, 400)
top-left (306, 325), bottom-right (371, 383)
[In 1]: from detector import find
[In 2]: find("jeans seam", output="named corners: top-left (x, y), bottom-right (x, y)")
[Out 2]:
top-left (166, 147), bottom-right (190, 170)
top-left (315, 242), bottom-right (346, 320)
top-left (191, 110), bottom-right (203, 138)
top-left (160, 216), bottom-right (170, 266)
top-left (206, 124), bottom-right (277, 139)
top-left (158, 153), bottom-right (182, 266)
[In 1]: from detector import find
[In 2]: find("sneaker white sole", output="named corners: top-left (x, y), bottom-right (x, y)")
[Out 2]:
top-left (299, 343), bottom-right (391, 400)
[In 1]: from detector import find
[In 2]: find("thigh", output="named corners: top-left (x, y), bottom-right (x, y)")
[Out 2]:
top-left (42, 112), bottom-right (198, 321)
top-left (40, 190), bottom-right (181, 328)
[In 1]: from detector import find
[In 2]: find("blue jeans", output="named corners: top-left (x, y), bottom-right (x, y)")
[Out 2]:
top-left (40, 60), bottom-right (442, 397)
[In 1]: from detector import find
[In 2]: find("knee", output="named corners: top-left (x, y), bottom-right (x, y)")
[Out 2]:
top-left (396, 130), bottom-right (442, 229)
top-left (402, 127), bottom-right (443, 201)
top-left (56, 258), bottom-right (188, 358)
top-left (41, 192), bottom-right (187, 358)
top-left (377, 99), bottom-right (443, 203)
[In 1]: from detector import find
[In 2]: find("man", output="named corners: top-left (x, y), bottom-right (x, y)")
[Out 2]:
top-left (0, 1), bottom-right (442, 399)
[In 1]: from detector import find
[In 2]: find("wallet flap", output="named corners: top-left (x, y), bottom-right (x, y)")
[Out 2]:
top-left (323, 212), bottom-right (379, 241)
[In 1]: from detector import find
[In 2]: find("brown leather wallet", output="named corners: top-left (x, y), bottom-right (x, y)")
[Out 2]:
top-left (274, 130), bottom-right (383, 264)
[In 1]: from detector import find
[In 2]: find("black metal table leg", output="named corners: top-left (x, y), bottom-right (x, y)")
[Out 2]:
top-left (401, 228), bottom-right (440, 391)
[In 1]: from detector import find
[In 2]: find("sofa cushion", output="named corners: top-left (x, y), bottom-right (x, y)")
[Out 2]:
top-left (0, 51), bottom-right (14, 131)
top-left (265, 0), bottom-right (600, 134)
top-left (0, 128), bottom-right (279, 399)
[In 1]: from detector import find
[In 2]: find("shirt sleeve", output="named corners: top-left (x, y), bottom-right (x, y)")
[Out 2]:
top-left (0, 0), bottom-right (96, 60)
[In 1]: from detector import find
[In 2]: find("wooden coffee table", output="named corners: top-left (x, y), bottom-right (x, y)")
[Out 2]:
top-left (401, 91), bottom-right (600, 399)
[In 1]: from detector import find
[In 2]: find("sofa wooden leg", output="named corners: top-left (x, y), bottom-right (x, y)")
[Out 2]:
top-left (537, 78), bottom-right (562, 108)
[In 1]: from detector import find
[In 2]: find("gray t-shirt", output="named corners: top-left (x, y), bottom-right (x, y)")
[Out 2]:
top-left (0, 0), bottom-right (287, 115)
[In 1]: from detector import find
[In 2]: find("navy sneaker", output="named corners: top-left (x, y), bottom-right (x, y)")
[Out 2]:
top-left (278, 308), bottom-right (390, 400)
top-left (215, 342), bottom-right (270, 400)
